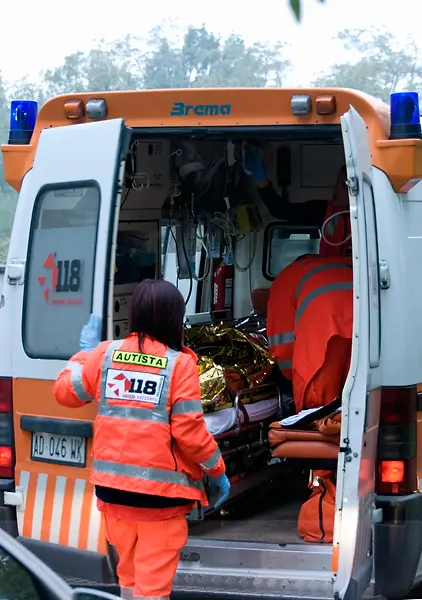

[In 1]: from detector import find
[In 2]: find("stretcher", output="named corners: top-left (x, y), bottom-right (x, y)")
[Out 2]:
top-left (268, 402), bottom-right (341, 460)
top-left (204, 382), bottom-right (281, 438)
top-left (188, 383), bottom-right (285, 521)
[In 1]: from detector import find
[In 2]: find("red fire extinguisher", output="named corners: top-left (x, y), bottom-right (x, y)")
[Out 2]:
top-left (213, 251), bottom-right (234, 311)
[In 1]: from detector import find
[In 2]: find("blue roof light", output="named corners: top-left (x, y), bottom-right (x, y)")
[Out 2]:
top-left (390, 92), bottom-right (421, 140)
top-left (8, 100), bottom-right (38, 145)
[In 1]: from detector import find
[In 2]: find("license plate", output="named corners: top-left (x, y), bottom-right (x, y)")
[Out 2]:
top-left (31, 432), bottom-right (87, 467)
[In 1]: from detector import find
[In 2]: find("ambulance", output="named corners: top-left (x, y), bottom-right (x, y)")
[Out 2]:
top-left (1, 87), bottom-right (422, 600)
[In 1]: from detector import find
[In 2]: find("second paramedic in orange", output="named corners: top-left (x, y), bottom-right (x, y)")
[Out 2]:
top-left (267, 254), bottom-right (353, 413)
top-left (53, 279), bottom-right (230, 600)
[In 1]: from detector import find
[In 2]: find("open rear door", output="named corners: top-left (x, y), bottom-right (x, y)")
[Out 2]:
top-left (6, 119), bottom-right (130, 555)
top-left (10, 118), bottom-right (131, 377)
top-left (334, 107), bottom-right (382, 600)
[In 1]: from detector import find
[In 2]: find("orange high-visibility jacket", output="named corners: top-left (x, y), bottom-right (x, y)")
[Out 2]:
top-left (267, 255), bottom-right (353, 395)
top-left (319, 202), bottom-right (351, 257)
top-left (54, 334), bottom-right (225, 507)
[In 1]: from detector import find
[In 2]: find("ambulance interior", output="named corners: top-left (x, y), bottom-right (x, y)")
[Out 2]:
top-left (111, 130), bottom-right (349, 546)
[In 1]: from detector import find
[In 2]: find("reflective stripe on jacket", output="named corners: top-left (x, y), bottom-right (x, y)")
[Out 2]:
top-left (267, 255), bottom-right (353, 404)
top-left (54, 334), bottom-right (225, 506)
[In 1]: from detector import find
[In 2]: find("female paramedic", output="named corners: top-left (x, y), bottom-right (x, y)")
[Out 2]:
top-left (53, 279), bottom-right (230, 600)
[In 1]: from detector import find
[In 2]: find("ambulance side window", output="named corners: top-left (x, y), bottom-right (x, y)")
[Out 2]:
top-left (263, 224), bottom-right (321, 280)
top-left (23, 184), bottom-right (100, 360)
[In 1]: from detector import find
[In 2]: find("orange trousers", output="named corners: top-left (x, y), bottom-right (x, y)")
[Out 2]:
top-left (294, 335), bottom-right (351, 411)
top-left (104, 514), bottom-right (188, 599)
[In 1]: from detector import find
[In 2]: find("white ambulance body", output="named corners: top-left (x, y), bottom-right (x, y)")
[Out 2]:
top-left (0, 88), bottom-right (422, 600)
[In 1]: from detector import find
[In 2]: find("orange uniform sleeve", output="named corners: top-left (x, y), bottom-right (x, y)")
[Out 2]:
top-left (267, 263), bottom-right (298, 379)
top-left (169, 351), bottom-right (225, 478)
top-left (53, 342), bottom-right (109, 409)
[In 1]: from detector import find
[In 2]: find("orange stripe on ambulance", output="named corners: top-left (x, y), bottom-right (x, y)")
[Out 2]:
top-left (16, 470), bottom-right (106, 553)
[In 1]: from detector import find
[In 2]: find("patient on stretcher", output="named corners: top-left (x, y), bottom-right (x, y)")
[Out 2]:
top-left (185, 320), bottom-right (284, 437)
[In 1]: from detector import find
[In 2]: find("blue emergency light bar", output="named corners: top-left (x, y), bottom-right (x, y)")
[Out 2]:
top-left (8, 100), bottom-right (38, 145)
top-left (390, 92), bottom-right (421, 140)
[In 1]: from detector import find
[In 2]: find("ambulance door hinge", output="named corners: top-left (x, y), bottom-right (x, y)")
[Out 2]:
top-left (346, 175), bottom-right (359, 196)
top-left (4, 488), bottom-right (24, 511)
top-left (379, 260), bottom-right (390, 289)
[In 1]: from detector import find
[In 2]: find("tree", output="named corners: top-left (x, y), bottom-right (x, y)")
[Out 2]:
top-left (0, 24), bottom-right (290, 262)
top-left (142, 25), bottom-right (290, 89)
top-left (41, 35), bottom-right (144, 96)
top-left (0, 72), bottom-right (17, 264)
top-left (313, 28), bottom-right (422, 102)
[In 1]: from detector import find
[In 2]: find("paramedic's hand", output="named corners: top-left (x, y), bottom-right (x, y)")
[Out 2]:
top-left (244, 147), bottom-right (267, 183)
top-left (80, 314), bottom-right (102, 352)
top-left (209, 473), bottom-right (231, 509)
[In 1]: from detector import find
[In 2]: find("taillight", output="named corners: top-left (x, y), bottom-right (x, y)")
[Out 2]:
top-left (0, 378), bottom-right (12, 413)
top-left (380, 460), bottom-right (405, 483)
top-left (0, 378), bottom-right (14, 479)
top-left (0, 446), bottom-right (14, 478)
top-left (376, 386), bottom-right (417, 495)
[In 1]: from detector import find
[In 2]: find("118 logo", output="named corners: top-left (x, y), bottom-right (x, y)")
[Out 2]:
top-left (38, 253), bottom-right (84, 304)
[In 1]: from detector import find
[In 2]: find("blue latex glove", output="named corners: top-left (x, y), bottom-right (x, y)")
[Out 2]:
top-left (209, 473), bottom-right (231, 509)
top-left (244, 147), bottom-right (267, 182)
top-left (80, 314), bottom-right (102, 352)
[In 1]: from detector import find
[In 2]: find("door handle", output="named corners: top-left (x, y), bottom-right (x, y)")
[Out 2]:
top-left (7, 260), bottom-right (25, 285)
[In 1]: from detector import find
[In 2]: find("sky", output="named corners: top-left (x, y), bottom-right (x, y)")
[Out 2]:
top-left (1, 0), bottom-right (422, 88)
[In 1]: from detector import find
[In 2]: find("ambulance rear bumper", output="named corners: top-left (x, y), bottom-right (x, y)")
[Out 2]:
top-left (374, 492), bottom-right (422, 600)
top-left (0, 479), bottom-right (18, 537)
top-left (17, 536), bottom-right (117, 585)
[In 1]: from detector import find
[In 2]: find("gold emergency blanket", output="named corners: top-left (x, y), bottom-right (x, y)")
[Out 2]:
top-left (185, 323), bottom-right (275, 412)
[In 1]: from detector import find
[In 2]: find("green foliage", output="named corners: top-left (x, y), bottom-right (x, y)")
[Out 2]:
top-left (0, 73), bottom-right (16, 264)
top-left (0, 24), bottom-right (291, 263)
top-left (0, 21), bottom-right (420, 264)
top-left (313, 28), bottom-right (422, 102)
top-left (142, 26), bottom-right (289, 89)
top-left (42, 36), bottom-right (145, 96)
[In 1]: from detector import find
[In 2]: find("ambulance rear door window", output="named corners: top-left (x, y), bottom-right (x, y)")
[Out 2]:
top-left (23, 184), bottom-right (100, 360)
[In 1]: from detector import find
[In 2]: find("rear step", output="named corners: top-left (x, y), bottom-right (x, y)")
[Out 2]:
top-left (174, 538), bottom-right (334, 599)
